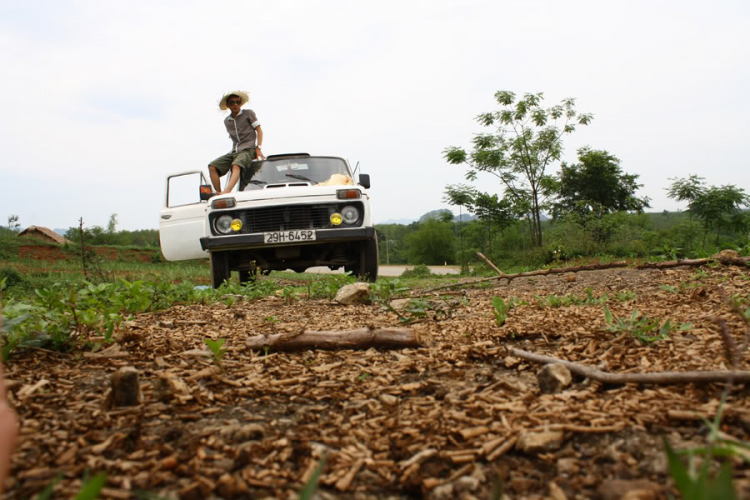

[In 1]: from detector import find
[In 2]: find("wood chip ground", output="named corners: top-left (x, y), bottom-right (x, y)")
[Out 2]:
top-left (5, 266), bottom-right (750, 499)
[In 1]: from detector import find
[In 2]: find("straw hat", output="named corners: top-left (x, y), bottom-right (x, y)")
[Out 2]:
top-left (218, 90), bottom-right (250, 111)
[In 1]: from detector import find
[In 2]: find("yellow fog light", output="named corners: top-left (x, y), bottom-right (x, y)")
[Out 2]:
top-left (230, 219), bottom-right (243, 232)
top-left (330, 213), bottom-right (343, 226)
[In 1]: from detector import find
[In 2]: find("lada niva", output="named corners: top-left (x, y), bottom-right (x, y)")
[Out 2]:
top-left (159, 153), bottom-right (378, 288)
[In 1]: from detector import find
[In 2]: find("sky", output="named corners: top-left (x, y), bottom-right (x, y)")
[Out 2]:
top-left (0, 0), bottom-right (749, 231)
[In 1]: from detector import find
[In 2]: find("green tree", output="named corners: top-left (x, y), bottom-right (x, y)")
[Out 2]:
top-left (107, 214), bottom-right (118, 234)
top-left (443, 185), bottom-right (474, 272)
top-left (6, 215), bottom-right (20, 231)
top-left (445, 91), bottom-right (592, 247)
top-left (549, 147), bottom-right (650, 219)
top-left (404, 220), bottom-right (457, 264)
top-left (444, 184), bottom-right (515, 261)
top-left (667, 176), bottom-right (750, 246)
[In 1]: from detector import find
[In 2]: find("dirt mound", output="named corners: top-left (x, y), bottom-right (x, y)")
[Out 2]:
top-left (18, 245), bottom-right (156, 263)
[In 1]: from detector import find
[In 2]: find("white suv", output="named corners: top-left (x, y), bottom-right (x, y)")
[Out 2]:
top-left (159, 153), bottom-right (378, 287)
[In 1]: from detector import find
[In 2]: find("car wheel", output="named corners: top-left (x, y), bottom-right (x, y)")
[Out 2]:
top-left (357, 234), bottom-right (379, 282)
top-left (210, 252), bottom-right (231, 288)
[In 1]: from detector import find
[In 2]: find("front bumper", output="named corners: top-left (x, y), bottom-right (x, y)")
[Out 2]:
top-left (200, 227), bottom-right (375, 251)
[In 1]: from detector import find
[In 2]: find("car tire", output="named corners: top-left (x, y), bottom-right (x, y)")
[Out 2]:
top-left (359, 234), bottom-right (379, 282)
top-left (210, 252), bottom-right (231, 288)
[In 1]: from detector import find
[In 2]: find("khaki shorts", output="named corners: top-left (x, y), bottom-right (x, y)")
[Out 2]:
top-left (209, 149), bottom-right (256, 176)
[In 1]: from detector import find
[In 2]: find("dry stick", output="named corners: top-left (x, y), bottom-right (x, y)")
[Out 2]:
top-left (425, 256), bottom-right (750, 294)
top-left (246, 327), bottom-right (422, 352)
top-left (507, 347), bottom-right (750, 384)
top-left (425, 261), bottom-right (628, 293)
top-left (637, 256), bottom-right (750, 269)
top-left (475, 252), bottom-right (505, 276)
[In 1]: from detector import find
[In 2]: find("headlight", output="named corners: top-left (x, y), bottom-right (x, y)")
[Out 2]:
top-left (215, 215), bottom-right (233, 234)
top-left (341, 205), bottom-right (360, 224)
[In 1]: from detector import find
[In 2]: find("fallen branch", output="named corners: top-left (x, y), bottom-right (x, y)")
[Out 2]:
top-left (425, 261), bottom-right (628, 293)
top-left (425, 254), bottom-right (750, 293)
top-left (246, 327), bottom-right (422, 352)
top-left (637, 256), bottom-right (750, 269)
top-left (508, 347), bottom-right (750, 384)
top-left (476, 252), bottom-right (505, 276)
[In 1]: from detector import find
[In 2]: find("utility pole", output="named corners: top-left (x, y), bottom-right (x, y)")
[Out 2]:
top-left (384, 230), bottom-right (390, 264)
top-left (459, 205), bottom-right (465, 273)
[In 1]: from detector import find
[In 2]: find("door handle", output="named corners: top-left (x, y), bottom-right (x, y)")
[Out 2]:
top-left (161, 214), bottom-right (172, 220)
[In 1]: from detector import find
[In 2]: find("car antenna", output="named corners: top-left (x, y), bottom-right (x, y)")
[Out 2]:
top-left (353, 161), bottom-right (360, 177)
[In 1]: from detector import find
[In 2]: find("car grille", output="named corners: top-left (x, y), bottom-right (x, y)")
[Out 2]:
top-left (238, 205), bottom-right (332, 233)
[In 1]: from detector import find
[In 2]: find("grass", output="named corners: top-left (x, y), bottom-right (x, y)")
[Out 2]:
top-left (0, 250), bottom-right (466, 360)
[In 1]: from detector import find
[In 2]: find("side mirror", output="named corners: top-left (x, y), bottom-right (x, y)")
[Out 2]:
top-left (358, 174), bottom-right (371, 189)
top-left (199, 184), bottom-right (214, 201)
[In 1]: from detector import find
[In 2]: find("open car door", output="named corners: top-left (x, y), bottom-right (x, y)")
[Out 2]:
top-left (159, 171), bottom-right (210, 261)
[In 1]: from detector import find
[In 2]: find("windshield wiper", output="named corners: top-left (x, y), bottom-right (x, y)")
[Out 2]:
top-left (285, 174), bottom-right (317, 184)
top-left (247, 180), bottom-right (267, 185)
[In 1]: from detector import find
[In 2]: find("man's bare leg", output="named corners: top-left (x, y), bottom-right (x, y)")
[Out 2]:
top-left (220, 165), bottom-right (241, 194)
top-left (209, 165), bottom-right (222, 192)
top-left (0, 361), bottom-right (18, 494)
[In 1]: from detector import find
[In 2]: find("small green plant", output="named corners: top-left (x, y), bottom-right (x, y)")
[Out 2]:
top-left (369, 279), bottom-right (409, 302)
top-left (222, 293), bottom-right (236, 307)
top-left (663, 399), bottom-right (745, 500)
top-left (358, 372), bottom-right (370, 381)
top-left (728, 294), bottom-right (750, 322)
top-left (691, 269), bottom-right (709, 281)
top-left (492, 297), bottom-right (512, 326)
top-left (660, 284), bottom-right (679, 294)
top-left (615, 290), bottom-right (637, 302)
top-left (204, 338), bottom-right (227, 367)
top-left (307, 274), bottom-right (355, 300)
top-left (664, 438), bottom-right (737, 499)
top-left (281, 286), bottom-right (297, 305)
top-left (382, 298), bottom-right (458, 325)
top-left (535, 288), bottom-right (610, 308)
top-left (265, 315), bottom-right (280, 332)
top-left (298, 455), bottom-right (327, 500)
top-left (38, 471), bottom-right (106, 500)
top-left (75, 472), bottom-right (107, 500)
top-left (603, 305), bottom-right (674, 345)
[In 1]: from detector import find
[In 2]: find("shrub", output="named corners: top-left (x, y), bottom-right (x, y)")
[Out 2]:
top-left (400, 264), bottom-right (433, 278)
top-left (0, 268), bottom-right (24, 288)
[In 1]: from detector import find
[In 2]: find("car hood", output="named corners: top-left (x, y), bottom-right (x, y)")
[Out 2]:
top-left (224, 184), bottom-right (363, 204)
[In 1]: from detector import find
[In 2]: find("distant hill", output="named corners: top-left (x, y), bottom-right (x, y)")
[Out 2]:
top-left (377, 218), bottom-right (415, 225)
top-left (418, 209), bottom-right (450, 222)
top-left (418, 209), bottom-right (477, 223)
top-left (54, 228), bottom-right (68, 236)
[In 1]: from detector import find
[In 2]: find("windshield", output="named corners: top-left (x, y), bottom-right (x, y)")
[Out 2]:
top-left (241, 157), bottom-right (352, 190)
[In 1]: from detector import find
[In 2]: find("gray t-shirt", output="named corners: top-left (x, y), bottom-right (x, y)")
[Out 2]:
top-left (224, 109), bottom-right (261, 152)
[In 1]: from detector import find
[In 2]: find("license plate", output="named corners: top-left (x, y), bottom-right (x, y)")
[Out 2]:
top-left (263, 230), bottom-right (316, 244)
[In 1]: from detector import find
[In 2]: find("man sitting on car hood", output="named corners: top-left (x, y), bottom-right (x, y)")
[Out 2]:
top-left (208, 90), bottom-right (266, 195)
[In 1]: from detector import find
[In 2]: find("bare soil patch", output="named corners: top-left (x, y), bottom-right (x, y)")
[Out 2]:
top-left (18, 245), bottom-right (154, 263)
top-left (5, 266), bottom-right (750, 499)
